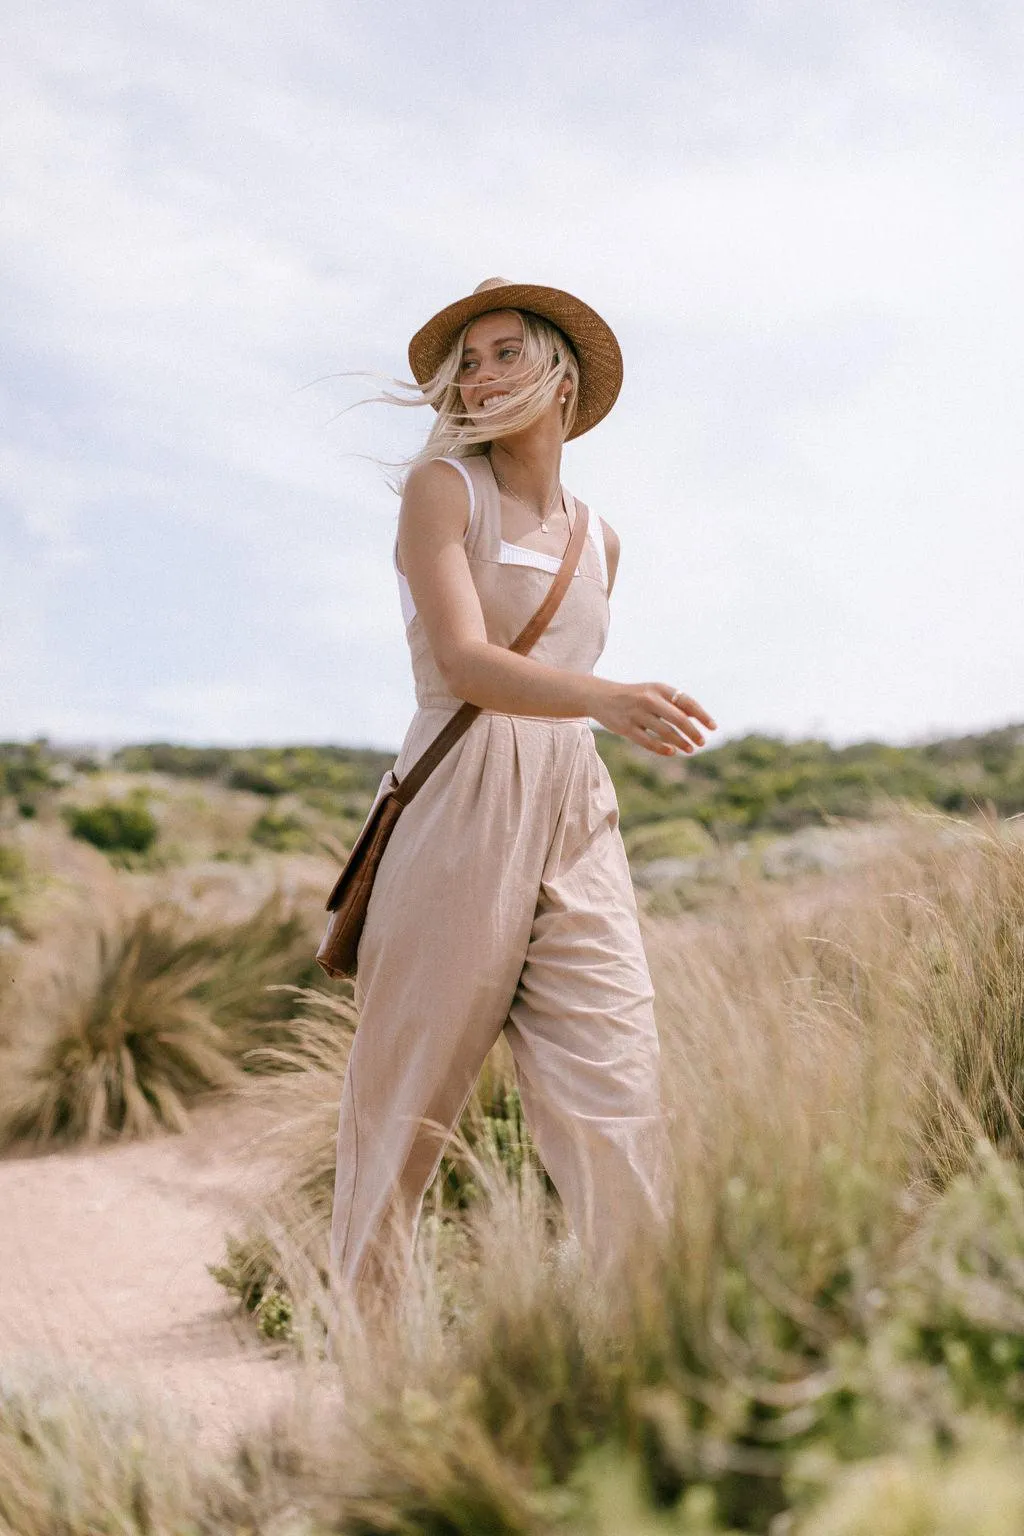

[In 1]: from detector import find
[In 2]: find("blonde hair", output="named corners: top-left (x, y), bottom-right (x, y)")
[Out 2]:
top-left (379, 310), bottom-right (580, 483)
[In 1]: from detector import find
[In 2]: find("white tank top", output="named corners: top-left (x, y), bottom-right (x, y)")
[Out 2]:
top-left (394, 456), bottom-right (609, 626)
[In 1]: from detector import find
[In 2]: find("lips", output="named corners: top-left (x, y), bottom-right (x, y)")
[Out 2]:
top-left (480, 393), bottom-right (509, 410)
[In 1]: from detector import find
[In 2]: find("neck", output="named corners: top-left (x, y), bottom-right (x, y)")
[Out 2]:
top-left (487, 413), bottom-right (564, 514)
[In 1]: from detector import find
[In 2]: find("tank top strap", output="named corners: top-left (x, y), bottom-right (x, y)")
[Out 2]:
top-left (437, 453), bottom-right (604, 582)
top-left (452, 454), bottom-right (500, 560)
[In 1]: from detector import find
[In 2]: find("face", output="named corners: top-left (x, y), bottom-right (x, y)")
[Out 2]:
top-left (457, 310), bottom-right (529, 420)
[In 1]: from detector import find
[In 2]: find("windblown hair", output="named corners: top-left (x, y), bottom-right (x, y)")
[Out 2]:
top-left (380, 310), bottom-right (580, 483)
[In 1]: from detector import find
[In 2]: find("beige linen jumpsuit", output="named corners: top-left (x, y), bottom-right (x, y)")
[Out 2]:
top-left (330, 453), bottom-right (666, 1291)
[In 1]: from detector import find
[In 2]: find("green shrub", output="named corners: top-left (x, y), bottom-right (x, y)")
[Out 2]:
top-left (0, 844), bottom-right (29, 932)
top-left (893, 1149), bottom-right (1024, 1418)
top-left (63, 795), bottom-right (158, 856)
top-left (0, 739), bottom-right (57, 815)
top-left (435, 1079), bottom-right (555, 1213)
top-left (791, 1436), bottom-right (1024, 1536)
top-left (249, 808), bottom-right (312, 852)
top-left (227, 761), bottom-right (285, 795)
top-left (622, 817), bottom-right (715, 865)
top-left (208, 1232), bottom-right (297, 1343)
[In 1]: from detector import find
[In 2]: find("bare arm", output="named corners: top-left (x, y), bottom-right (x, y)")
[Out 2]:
top-left (397, 461), bottom-right (715, 756)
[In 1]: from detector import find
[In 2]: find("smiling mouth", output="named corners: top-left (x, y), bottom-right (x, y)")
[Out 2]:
top-left (479, 392), bottom-right (510, 410)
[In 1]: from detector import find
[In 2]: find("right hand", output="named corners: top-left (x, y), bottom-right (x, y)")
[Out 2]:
top-left (591, 680), bottom-right (718, 757)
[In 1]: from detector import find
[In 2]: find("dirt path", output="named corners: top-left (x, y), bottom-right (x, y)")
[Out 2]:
top-left (0, 1099), bottom-right (301, 1452)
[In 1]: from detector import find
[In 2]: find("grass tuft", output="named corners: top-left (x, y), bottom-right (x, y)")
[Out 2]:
top-left (1, 905), bottom-right (240, 1144)
top-left (0, 891), bottom-right (323, 1147)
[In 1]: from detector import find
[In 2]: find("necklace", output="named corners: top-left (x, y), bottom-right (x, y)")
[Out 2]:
top-left (491, 464), bottom-right (562, 533)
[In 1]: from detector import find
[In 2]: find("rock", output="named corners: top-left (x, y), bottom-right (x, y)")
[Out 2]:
top-left (761, 827), bottom-right (851, 879)
top-left (632, 856), bottom-right (704, 890)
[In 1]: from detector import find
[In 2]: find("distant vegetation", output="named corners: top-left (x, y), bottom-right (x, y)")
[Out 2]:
top-left (3, 725), bottom-right (1021, 847)
top-left (109, 741), bottom-right (396, 814)
top-left (595, 723), bottom-right (1024, 836)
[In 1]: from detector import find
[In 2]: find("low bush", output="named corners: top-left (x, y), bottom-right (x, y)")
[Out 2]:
top-left (208, 1232), bottom-right (298, 1343)
top-left (892, 1147), bottom-right (1024, 1418)
top-left (0, 844), bottom-right (29, 933)
top-left (62, 794), bottom-right (159, 857)
top-left (622, 815), bottom-right (715, 866)
top-left (791, 1435), bottom-right (1024, 1536)
top-left (249, 808), bottom-right (313, 852)
top-left (0, 740), bottom-right (58, 816)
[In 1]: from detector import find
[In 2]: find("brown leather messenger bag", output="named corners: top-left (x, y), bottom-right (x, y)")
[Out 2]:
top-left (315, 495), bottom-right (590, 979)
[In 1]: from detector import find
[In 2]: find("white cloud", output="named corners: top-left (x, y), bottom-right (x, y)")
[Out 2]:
top-left (1, 0), bottom-right (1021, 748)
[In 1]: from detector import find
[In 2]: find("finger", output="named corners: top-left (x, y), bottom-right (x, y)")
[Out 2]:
top-left (671, 693), bottom-right (717, 731)
top-left (639, 732), bottom-right (685, 757)
top-left (635, 726), bottom-right (678, 756)
top-left (655, 684), bottom-right (717, 734)
top-left (655, 702), bottom-right (705, 749)
top-left (640, 722), bottom-right (694, 755)
top-left (635, 697), bottom-right (695, 748)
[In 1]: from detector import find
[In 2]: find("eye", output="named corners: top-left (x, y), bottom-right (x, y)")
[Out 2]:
top-left (498, 346), bottom-right (520, 361)
top-left (460, 357), bottom-right (477, 373)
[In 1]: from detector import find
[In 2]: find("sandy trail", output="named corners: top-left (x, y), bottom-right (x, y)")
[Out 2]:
top-left (0, 1099), bottom-right (303, 1453)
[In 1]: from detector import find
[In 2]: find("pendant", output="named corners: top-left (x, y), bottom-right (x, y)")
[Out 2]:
top-left (540, 520), bottom-right (549, 533)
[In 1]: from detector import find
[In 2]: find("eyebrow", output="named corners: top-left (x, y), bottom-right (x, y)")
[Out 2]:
top-left (461, 336), bottom-right (523, 358)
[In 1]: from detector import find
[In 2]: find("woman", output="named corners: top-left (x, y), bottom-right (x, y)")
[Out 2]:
top-left (330, 277), bottom-right (716, 1300)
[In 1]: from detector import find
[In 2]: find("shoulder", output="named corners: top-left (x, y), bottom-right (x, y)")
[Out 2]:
top-left (598, 516), bottom-right (620, 564)
top-left (597, 515), bottom-right (621, 594)
top-left (400, 457), bottom-right (474, 536)
top-left (402, 457), bottom-right (470, 503)
top-left (402, 457), bottom-right (478, 549)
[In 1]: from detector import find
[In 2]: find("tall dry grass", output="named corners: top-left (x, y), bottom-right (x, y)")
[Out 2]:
top-left (209, 811), bottom-right (1024, 1532)
top-left (4, 810), bottom-right (1024, 1534)
top-left (234, 813), bottom-right (1024, 1298)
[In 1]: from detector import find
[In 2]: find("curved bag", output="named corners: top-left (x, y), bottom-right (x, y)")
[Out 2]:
top-left (315, 495), bottom-right (588, 979)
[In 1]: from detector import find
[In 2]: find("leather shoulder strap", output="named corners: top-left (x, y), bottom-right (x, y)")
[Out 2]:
top-left (508, 491), bottom-right (588, 655)
top-left (393, 494), bottom-right (589, 806)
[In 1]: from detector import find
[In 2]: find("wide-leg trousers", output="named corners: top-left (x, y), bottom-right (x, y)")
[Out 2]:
top-left (329, 710), bottom-right (666, 1293)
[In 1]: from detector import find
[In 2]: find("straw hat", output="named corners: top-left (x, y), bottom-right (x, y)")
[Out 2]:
top-left (408, 276), bottom-right (623, 439)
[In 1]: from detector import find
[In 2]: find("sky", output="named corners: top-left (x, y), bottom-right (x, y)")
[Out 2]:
top-left (2, 0), bottom-right (1022, 752)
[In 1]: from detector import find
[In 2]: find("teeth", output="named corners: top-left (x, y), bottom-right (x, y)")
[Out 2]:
top-left (481, 394), bottom-right (508, 409)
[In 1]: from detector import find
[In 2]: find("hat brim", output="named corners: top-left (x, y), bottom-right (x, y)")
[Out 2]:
top-left (408, 282), bottom-right (623, 440)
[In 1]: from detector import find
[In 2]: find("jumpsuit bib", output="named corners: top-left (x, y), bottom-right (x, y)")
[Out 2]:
top-left (330, 453), bottom-right (665, 1291)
